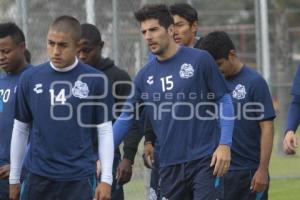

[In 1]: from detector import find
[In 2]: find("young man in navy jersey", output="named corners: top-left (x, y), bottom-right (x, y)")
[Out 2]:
top-left (283, 65), bottom-right (300, 154)
top-left (0, 22), bottom-right (31, 200)
top-left (143, 3), bottom-right (202, 199)
top-left (200, 31), bottom-right (275, 200)
top-left (113, 4), bottom-right (234, 199)
top-left (9, 16), bottom-right (114, 200)
top-left (78, 23), bottom-right (142, 200)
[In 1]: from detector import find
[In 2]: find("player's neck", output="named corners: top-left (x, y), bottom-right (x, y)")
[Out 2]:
top-left (50, 57), bottom-right (78, 72)
top-left (156, 42), bottom-right (179, 61)
top-left (187, 37), bottom-right (196, 47)
top-left (8, 59), bottom-right (27, 74)
top-left (231, 61), bottom-right (244, 76)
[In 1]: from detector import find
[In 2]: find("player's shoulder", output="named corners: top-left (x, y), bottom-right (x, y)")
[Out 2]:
top-left (21, 62), bottom-right (49, 80)
top-left (138, 58), bottom-right (156, 74)
top-left (244, 65), bottom-right (263, 79)
top-left (181, 46), bottom-right (210, 57)
top-left (243, 65), bottom-right (268, 86)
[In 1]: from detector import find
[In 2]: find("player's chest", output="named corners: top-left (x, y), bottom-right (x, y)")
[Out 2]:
top-left (143, 63), bottom-right (198, 95)
top-left (28, 78), bottom-right (93, 106)
top-left (0, 80), bottom-right (18, 106)
top-left (227, 81), bottom-right (251, 103)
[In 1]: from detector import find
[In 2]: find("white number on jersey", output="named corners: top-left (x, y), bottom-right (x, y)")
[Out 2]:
top-left (0, 89), bottom-right (11, 103)
top-left (160, 75), bottom-right (174, 92)
top-left (49, 89), bottom-right (67, 105)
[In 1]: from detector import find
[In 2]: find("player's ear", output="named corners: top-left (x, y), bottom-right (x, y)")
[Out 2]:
top-left (228, 50), bottom-right (237, 61)
top-left (99, 41), bottom-right (104, 50)
top-left (167, 24), bottom-right (175, 36)
top-left (18, 41), bottom-right (26, 53)
top-left (191, 21), bottom-right (198, 35)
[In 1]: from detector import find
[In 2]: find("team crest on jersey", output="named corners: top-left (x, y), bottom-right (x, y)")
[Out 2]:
top-left (232, 84), bottom-right (246, 100)
top-left (179, 63), bottom-right (194, 79)
top-left (147, 76), bottom-right (154, 85)
top-left (33, 83), bottom-right (43, 94)
top-left (72, 80), bottom-right (89, 99)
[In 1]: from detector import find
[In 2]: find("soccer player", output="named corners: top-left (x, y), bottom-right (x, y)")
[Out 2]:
top-left (199, 31), bottom-right (275, 200)
top-left (143, 3), bottom-right (201, 198)
top-left (9, 16), bottom-right (114, 200)
top-left (0, 22), bottom-right (31, 200)
top-left (78, 23), bottom-right (142, 200)
top-left (283, 65), bottom-right (300, 155)
top-left (113, 4), bottom-right (234, 199)
top-left (171, 3), bottom-right (200, 47)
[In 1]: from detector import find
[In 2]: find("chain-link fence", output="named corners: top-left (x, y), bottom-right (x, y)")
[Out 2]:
top-left (1, 0), bottom-right (300, 199)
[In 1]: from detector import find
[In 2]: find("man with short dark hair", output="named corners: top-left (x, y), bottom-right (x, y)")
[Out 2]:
top-left (9, 16), bottom-right (114, 200)
top-left (143, 3), bottom-right (202, 198)
top-left (78, 23), bottom-right (142, 200)
top-left (170, 3), bottom-right (199, 47)
top-left (200, 31), bottom-right (275, 200)
top-left (113, 4), bottom-right (234, 200)
top-left (0, 22), bottom-right (30, 200)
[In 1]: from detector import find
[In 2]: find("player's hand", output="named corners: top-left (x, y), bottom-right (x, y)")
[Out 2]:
top-left (251, 168), bottom-right (268, 192)
top-left (9, 183), bottom-right (20, 200)
top-left (96, 160), bottom-right (101, 179)
top-left (0, 164), bottom-right (10, 179)
top-left (143, 142), bottom-right (154, 169)
top-left (94, 182), bottom-right (111, 200)
top-left (283, 131), bottom-right (298, 155)
top-left (210, 144), bottom-right (231, 177)
top-left (116, 158), bottom-right (133, 185)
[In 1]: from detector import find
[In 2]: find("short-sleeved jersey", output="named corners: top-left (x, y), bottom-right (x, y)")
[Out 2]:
top-left (0, 66), bottom-right (31, 166)
top-left (132, 46), bottom-right (229, 167)
top-left (225, 66), bottom-right (275, 170)
top-left (292, 64), bottom-right (300, 96)
top-left (15, 61), bottom-right (113, 181)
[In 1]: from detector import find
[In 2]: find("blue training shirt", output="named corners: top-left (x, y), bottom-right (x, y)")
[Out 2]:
top-left (0, 65), bottom-right (31, 166)
top-left (286, 64), bottom-right (300, 132)
top-left (225, 65), bottom-right (275, 170)
top-left (131, 46), bottom-right (229, 167)
top-left (15, 61), bottom-right (113, 181)
top-left (292, 64), bottom-right (300, 96)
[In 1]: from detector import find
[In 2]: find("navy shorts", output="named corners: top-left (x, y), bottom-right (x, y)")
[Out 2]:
top-left (223, 169), bottom-right (269, 200)
top-left (0, 179), bottom-right (9, 200)
top-left (20, 172), bottom-right (96, 200)
top-left (160, 156), bottom-right (222, 200)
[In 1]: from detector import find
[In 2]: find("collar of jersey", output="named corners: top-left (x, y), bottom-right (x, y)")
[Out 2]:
top-left (50, 57), bottom-right (78, 72)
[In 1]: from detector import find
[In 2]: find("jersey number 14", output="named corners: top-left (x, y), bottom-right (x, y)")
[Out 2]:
top-left (49, 89), bottom-right (67, 105)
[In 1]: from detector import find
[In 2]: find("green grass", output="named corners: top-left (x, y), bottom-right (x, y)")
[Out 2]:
top-left (124, 179), bottom-right (145, 200)
top-left (269, 179), bottom-right (300, 200)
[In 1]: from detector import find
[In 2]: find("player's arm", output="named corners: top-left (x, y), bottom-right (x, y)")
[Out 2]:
top-left (9, 119), bottom-right (30, 200)
top-left (251, 120), bottom-right (274, 192)
top-left (94, 121), bottom-right (114, 200)
top-left (143, 116), bottom-right (156, 169)
top-left (283, 94), bottom-right (300, 154)
top-left (117, 122), bottom-right (142, 185)
top-left (210, 93), bottom-right (234, 177)
top-left (113, 71), bottom-right (144, 147)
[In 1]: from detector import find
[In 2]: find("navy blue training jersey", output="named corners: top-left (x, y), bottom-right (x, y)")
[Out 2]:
top-left (0, 66), bottom-right (31, 166)
top-left (292, 64), bottom-right (300, 96)
top-left (132, 47), bottom-right (229, 167)
top-left (226, 66), bottom-right (275, 170)
top-left (15, 61), bottom-right (113, 181)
